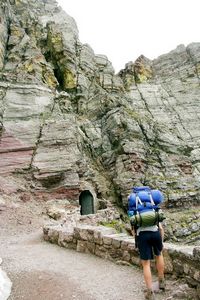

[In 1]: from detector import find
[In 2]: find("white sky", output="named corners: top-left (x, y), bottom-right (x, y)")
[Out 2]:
top-left (56, 0), bottom-right (200, 72)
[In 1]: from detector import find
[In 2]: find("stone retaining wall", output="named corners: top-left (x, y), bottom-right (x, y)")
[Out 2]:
top-left (43, 223), bottom-right (200, 293)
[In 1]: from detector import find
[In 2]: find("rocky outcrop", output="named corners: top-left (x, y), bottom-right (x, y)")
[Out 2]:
top-left (0, 0), bottom-right (200, 218)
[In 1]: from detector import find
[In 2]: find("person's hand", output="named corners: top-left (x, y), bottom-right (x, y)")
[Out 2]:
top-left (131, 229), bottom-right (135, 237)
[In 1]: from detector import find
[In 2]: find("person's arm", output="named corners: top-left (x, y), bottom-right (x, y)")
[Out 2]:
top-left (158, 223), bottom-right (164, 242)
top-left (131, 228), bottom-right (135, 237)
top-left (131, 225), bottom-right (138, 249)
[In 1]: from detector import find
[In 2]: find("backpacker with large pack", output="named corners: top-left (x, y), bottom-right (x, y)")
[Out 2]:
top-left (127, 186), bottom-right (165, 228)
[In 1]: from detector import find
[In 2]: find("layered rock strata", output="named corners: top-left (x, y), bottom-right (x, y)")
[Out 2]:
top-left (0, 0), bottom-right (200, 212)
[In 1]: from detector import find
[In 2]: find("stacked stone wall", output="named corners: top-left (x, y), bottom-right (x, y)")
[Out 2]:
top-left (43, 223), bottom-right (200, 293)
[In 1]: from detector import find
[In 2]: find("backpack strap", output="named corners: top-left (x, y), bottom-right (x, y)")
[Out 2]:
top-left (135, 193), bottom-right (143, 210)
top-left (149, 192), bottom-right (161, 225)
top-left (149, 192), bottom-right (155, 206)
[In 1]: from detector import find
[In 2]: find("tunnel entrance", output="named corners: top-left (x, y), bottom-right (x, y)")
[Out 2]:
top-left (79, 190), bottom-right (94, 215)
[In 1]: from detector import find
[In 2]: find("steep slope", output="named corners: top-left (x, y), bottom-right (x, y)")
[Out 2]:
top-left (0, 0), bottom-right (200, 213)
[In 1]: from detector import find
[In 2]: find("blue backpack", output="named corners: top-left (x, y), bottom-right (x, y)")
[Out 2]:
top-left (128, 186), bottom-right (165, 227)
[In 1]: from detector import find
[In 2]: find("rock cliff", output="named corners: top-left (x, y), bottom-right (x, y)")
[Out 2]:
top-left (1, 0), bottom-right (200, 213)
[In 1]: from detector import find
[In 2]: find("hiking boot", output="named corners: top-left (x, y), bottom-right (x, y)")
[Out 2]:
top-left (158, 278), bottom-right (166, 291)
top-left (144, 289), bottom-right (156, 300)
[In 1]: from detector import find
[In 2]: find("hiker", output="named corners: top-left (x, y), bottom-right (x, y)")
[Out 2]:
top-left (128, 187), bottom-right (166, 300)
top-left (135, 222), bottom-right (165, 299)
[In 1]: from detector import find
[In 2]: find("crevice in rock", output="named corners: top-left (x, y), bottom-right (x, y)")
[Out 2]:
top-left (135, 84), bottom-right (153, 117)
top-left (41, 23), bottom-right (78, 95)
top-left (77, 125), bottom-right (121, 206)
top-left (0, 8), bottom-right (11, 72)
top-left (29, 98), bottom-right (56, 169)
top-left (0, 86), bottom-right (8, 136)
top-left (133, 86), bottom-right (167, 181)
top-left (161, 83), bottom-right (194, 141)
top-left (186, 46), bottom-right (200, 83)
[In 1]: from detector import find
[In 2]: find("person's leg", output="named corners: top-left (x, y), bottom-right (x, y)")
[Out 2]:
top-left (141, 260), bottom-right (155, 299)
top-left (138, 232), bottom-right (155, 299)
top-left (155, 253), bottom-right (166, 290)
top-left (151, 230), bottom-right (165, 290)
top-left (141, 259), bottom-right (152, 289)
top-left (155, 253), bottom-right (164, 278)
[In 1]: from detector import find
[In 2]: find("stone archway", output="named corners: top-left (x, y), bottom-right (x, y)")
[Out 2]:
top-left (79, 190), bottom-right (94, 215)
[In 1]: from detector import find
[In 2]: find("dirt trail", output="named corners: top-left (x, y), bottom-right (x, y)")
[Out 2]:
top-left (0, 199), bottom-right (185, 300)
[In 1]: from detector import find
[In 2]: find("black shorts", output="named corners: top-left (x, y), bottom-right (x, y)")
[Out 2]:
top-left (137, 230), bottom-right (163, 260)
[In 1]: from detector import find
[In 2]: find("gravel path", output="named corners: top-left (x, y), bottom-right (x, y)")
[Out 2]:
top-left (1, 230), bottom-right (147, 300)
top-left (0, 199), bottom-right (185, 300)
